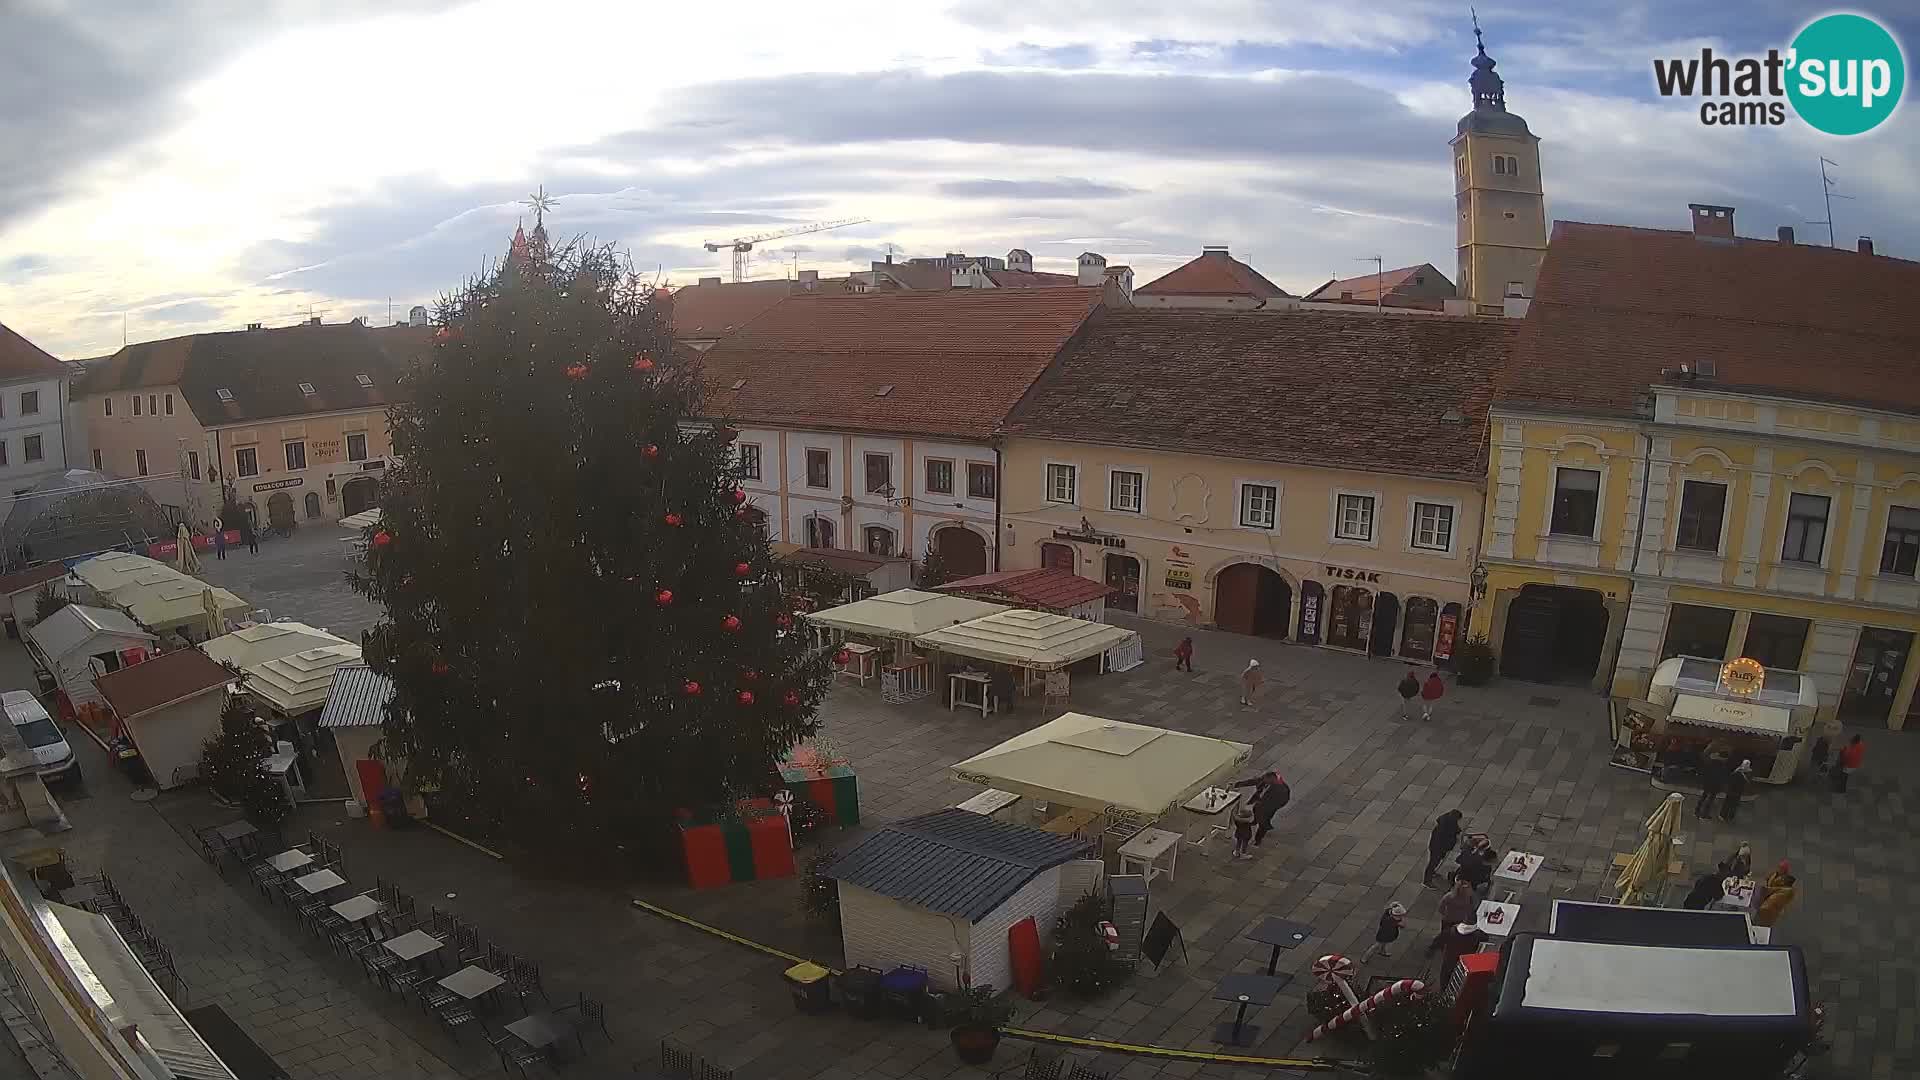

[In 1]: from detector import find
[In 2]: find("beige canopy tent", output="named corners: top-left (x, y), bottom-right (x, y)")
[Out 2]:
top-left (915, 608), bottom-right (1138, 673)
top-left (805, 589), bottom-right (1009, 654)
top-left (339, 508), bottom-right (382, 530)
top-left (70, 551), bottom-right (247, 638)
top-left (950, 712), bottom-right (1253, 819)
top-left (205, 621), bottom-right (362, 715)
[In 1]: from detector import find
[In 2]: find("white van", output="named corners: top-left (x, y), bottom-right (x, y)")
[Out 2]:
top-left (2, 690), bottom-right (79, 784)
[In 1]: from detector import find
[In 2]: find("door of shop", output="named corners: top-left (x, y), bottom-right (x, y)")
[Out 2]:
top-left (1213, 563), bottom-right (1292, 638)
top-left (1040, 542), bottom-right (1075, 571)
top-left (1499, 584), bottom-right (1609, 683)
top-left (1104, 553), bottom-right (1141, 614)
top-left (1840, 627), bottom-right (1914, 727)
top-left (340, 477), bottom-right (378, 517)
top-left (935, 526), bottom-right (988, 577)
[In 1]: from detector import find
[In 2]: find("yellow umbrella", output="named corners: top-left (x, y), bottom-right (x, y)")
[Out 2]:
top-left (1615, 791), bottom-right (1686, 906)
top-left (201, 587), bottom-right (224, 642)
top-left (175, 523), bottom-right (201, 575)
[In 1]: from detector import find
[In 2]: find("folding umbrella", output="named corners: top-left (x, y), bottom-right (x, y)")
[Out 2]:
top-left (1615, 791), bottom-right (1685, 906)
top-left (175, 523), bottom-right (201, 575)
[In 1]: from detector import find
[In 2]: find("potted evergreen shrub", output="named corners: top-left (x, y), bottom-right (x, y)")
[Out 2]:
top-left (1455, 634), bottom-right (1496, 687)
top-left (949, 985), bottom-right (1013, 1064)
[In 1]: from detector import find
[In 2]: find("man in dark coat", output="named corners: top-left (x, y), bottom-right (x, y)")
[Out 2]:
top-left (1683, 861), bottom-right (1733, 910)
top-left (1721, 759), bottom-right (1753, 822)
top-left (1423, 809), bottom-right (1465, 889)
top-left (1232, 770), bottom-right (1290, 846)
top-left (1455, 836), bottom-right (1495, 896)
top-left (1695, 756), bottom-right (1727, 819)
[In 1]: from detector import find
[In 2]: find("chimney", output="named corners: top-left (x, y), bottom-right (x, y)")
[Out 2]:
top-left (1859, 236), bottom-right (1875, 255)
top-left (1103, 265), bottom-right (1134, 300)
top-left (698, 276), bottom-right (722, 286)
top-left (798, 269), bottom-right (818, 286)
top-left (1005, 248), bottom-right (1033, 273)
top-left (1777, 226), bottom-right (1795, 245)
top-left (1076, 251), bottom-right (1107, 287)
top-left (1202, 245), bottom-right (1231, 255)
top-left (246, 322), bottom-right (264, 331)
top-left (1688, 203), bottom-right (1736, 241)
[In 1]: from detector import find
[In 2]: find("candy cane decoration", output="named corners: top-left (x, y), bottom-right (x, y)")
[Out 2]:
top-left (1311, 954), bottom-right (1354, 986)
top-left (1308, 979), bottom-right (1428, 1041)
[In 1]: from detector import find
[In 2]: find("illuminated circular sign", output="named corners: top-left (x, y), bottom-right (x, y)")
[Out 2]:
top-left (1721, 657), bottom-right (1766, 696)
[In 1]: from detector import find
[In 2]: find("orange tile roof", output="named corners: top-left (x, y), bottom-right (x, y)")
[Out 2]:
top-left (936, 567), bottom-right (1113, 609)
top-left (699, 288), bottom-right (1105, 440)
top-left (1305, 264), bottom-right (1445, 302)
top-left (1500, 222), bottom-right (1920, 418)
top-left (1135, 250), bottom-right (1289, 298)
top-left (96, 648), bottom-right (232, 719)
top-left (669, 280), bottom-right (797, 340)
top-left (0, 321), bottom-right (69, 380)
top-left (1005, 308), bottom-right (1516, 480)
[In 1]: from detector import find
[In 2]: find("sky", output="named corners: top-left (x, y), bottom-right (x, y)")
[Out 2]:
top-left (3, 0), bottom-right (1918, 358)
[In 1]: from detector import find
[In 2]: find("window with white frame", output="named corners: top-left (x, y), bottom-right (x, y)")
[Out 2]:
top-left (235, 446), bottom-right (258, 478)
top-left (20, 391), bottom-right (39, 416)
top-left (284, 440), bottom-right (307, 470)
top-left (925, 458), bottom-right (954, 495)
top-left (967, 462), bottom-right (996, 499)
top-left (1411, 501), bottom-right (1454, 552)
top-left (346, 433), bottom-right (368, 462)
top-left (864, 453), bottom-right (892, 495)
top-left (1109, 470), bottom-right (1144, 513)
top-left (1335, 493), bottom-right (1375, 541)
top-left (1046, 463), bottom-right (1077, 504)
top-left (136, 449), bottom-right (147, 476)
top-left (1549, 467), bottom-right (1601, 537)
top-left (736, 442), bottom-right (761, 481)
top-left (1882, 506), bottom-right (1920, 577)
top-left (1239, 484), bottom-right (1277, 529)
top-left (1781, 493), bottom-right (1830, 564)
top-left (22, 436), bottom-right (41, 463)
top-left (863, 525), bottom-right (895, 557)
top-left (805, 448), bottom-right (831, 489)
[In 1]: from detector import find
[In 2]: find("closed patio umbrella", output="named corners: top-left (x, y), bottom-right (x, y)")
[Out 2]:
top-left (201, 588), bottom-right (224, 642)
top-left (175, 523), bottom-right (201, 575)
top-left (1615, 791), bottom-right (1685, 906)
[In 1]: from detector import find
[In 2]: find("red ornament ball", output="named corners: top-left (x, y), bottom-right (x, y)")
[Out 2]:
top-left (642, 444), bottom-right (660, 459)
top-left (741, 670), bottom-right (760, 682)
top-left (655, 589), bottom-right (674, 606)
top-left (730, 489), bottom-right (748, 505)
top-left (432, 326), bottom-right (451, 344)
top-left (371, 531), bottom-right (392, 548)
top-left (834, 648), bottom-right (852, 665)
top-left (775, 614), bottom-right (793, 630)
top-left (565, 363), bottom-right (589, 380)
top-left (734, 561), bottom-right (751, 577)
top-left (736, 690), bottom-right (755, 706)
top-left (663, 512), bottom-right (683, 527)
top-left (632, 353), bottom-right (656, 373)
top-left (431, 661), bottom-right (450, 676)
top-left (682, 680), bottom-right (702, 696)
top-left (782, 689), bottom-right (801, 708)
top-left (722, 614), bottom-right (742, 633)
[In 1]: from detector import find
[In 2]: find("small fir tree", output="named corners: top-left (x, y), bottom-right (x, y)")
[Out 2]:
top-left (34, 586), bottom-right (71, 622)
top-left (917, 538), bottom-right (952, 590)
top-left (199, 686), bottom-right (289, 825)
top-left (353, 230), bottom-right (831, 862)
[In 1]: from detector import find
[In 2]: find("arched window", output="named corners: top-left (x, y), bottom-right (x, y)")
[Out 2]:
top-left (863, 525), bottom-right (896, 557)
top-left (804, 515), bottom-right (836, 549)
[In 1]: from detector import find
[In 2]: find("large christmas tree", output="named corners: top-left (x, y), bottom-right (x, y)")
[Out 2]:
top-left (353, 227), bottom-right (831, 860)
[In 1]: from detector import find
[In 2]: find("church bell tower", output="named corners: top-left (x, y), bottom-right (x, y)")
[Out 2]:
top-left (1450, 23), bottom-right (1547, 313)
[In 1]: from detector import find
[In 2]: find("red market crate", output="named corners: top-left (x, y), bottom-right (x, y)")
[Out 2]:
top-left (678, 822), bottom-right (732, 889)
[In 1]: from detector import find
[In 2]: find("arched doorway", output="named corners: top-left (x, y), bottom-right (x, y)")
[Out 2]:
top-left (934, 525), bottom-right (988, 577)
top-left (1297, 580), bottom-right (1325, 645)
top-left (1104, 553), bottom-right (1141, 614)
top-left (1040, 542), bottom-right (1075, 572)
top-left (1499, 584), bottom-right (1609, 683)
top-left (304, 491), bottom-right (322, 519)
top-left (1327, 586), bottom-right (1374, 651)
top-left (1214, 563), bottom-right (1293, 639)
top-left (1400, 596), bottom-right (1439, 662)
top-left (340, 477), bottom-right (378, 517)
top-left (266, 492), bottom-right (295, 534)
top-left (1370, 592), bottom-right (1400, 657)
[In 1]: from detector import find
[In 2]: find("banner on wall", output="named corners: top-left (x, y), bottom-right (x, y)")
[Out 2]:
top-left (1436, 613), bottom-right (1459, 661)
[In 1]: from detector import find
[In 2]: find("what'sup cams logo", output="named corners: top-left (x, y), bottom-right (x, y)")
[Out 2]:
top-left (1653, 12), bottom-right (1905, 135)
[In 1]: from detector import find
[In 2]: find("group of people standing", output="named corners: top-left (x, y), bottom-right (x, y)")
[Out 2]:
top-left (1680, 842), bottom-right (1798, 927)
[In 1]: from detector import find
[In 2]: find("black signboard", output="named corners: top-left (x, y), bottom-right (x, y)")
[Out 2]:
top-left (1143, 911), bottom-right (1188, 970)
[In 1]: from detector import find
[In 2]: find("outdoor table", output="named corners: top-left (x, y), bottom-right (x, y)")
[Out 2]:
top-left (439, 965), bottom-right (507, 1001)
top-left (836, 643), bottom-right (880, 687)
top-left (1493, 851), bottom-right (1544, 900)
top-left (330, 895), bottom-right (382, 923)
top-left (1246, 917), bottom-right (1314, 975)
top-left (1711, 876), bottom-right (1757, 912)
top-left (956, 788), bottom-right (1021, 817)
top-left (1212, 972), bottom-right (1286, 1046)
top-left (214, 821), bottom-right (258, 843)
top-left (384, 929), bottom-right (445, 963)
top-left (1476, 900), bottom-right (1520, 938)
top-left (267, 849), bottom-right (313, 873)
top-left (292, 869), bottom-right (345, 895)
top-left (1182, 786), bottom-right (1237, 849)
top-left (1117, 827), bottom-right (1183, 884)
top-left (506, 1012), bottom-right (569, 1050)
top-left (948, 671), bottom-right (993, 716)
top-left (1038, 807), bottom-right (1098, 838)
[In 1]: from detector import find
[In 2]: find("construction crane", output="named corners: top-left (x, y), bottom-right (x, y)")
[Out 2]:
top-left (704, 217), bottom-right (869, 282)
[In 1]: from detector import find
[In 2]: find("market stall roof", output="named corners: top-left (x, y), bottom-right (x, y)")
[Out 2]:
top-left (95, 648), bottom-right (232, 721)
top-left (318, 664), bottom-right (395, 729)
top-left (806, 588), bottom-right (1007, 639)
top-left (949, 712), bottom-right (1252, 818)
top-left (914, 607), bottom-right (1135, 671)
top-left (115, 578), bottom-right (249, 633)
top-left (771, 542), bottom-right (907, 578)
top-left (824, 808), bottom-right (1092, 921)
top-left (0, 561), bottom-right (70, 599)
top-left (338, 508), bottom-right (382, 530)
top-left (72, 550), bottom-right (170, 594)
top-left (204, 621), bottom-right (350, 670)
top-left (935, 567), bottom-right (1113, 610)
top-left (246, 643), bottom-right (363, 716)
top-left (26, 603), bottom-right (154, 661)
top-left (1664, 693), bottom-right (1794, 737)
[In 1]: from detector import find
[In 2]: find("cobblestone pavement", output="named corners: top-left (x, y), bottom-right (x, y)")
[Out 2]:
top-left (24, 529), bottom-right (1915, 1079)
top-left (196, 526), bottom-right (384, 640)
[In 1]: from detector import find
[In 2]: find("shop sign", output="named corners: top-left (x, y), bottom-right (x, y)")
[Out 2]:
top-left (1721, 656), bottom-right (1765, 695)
top-left (252, 478), bottom-right (301, 492)
top-left (1054, 518), bottom-right (1125, 548)
top-left (1165, 568), bottom-right (1192, 590)
top-left (1299, 591), bottom-right (1321, 642)
top-left (361, 459), bottom-right (387, 471)
top-left (1324, 565), bottom-right (1382, 583)
top-left (312, 439), bottom-right (343, 462)
top-left (1435, 613), bottom-right (1459, 661)
top-left (1165, 543), bottom-right (1194, 590)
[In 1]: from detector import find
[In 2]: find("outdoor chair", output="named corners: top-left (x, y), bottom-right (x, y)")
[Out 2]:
top-left (388, 965), bottom-right (434, 998)
top-left (696, 1062), bottom-right (733, 1080)
top-left (419, 985), bottom-right (459, 1014)
top-left (1022, 1048), bottom-right (1064, 1080)
top-left (556, 993), bottom-right (608, 1042)
top-left (1066, 1065), bottom-right (1113, 1080)
top-left (509, 957), bottom-right (548, 1005)
top-left (431, 998), bottom-right (481, 1040)
top-left (659, 1041), bottom-right (699, 1078)
top-left (455, 926), bottom-right (487, 968)
top-left (430, 907), bottom-right (456, 940)
top-left (248, 860), bottom-right (286, 900)
top-left (356, 943), bottom-right (403, 986)
top-left (486, 1031), bottom-right (548, 1077)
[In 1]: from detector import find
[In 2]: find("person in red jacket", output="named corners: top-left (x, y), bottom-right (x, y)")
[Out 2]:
top-left (1173, 637), bottom-right (1194, 673)
top-left (1420, 670), bottom-right (1446, 722)
top-left (1832, 734), bottom-right (1865, 793)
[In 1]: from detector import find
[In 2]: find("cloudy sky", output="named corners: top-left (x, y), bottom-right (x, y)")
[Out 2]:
top-left (4, 0), bottom-right (1917, 358)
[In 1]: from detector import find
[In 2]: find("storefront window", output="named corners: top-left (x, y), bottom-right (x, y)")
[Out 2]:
top-left (1327, 586), bottom-right (1373, 651)
top-left (1400, 596), bottom-right (1438, 660)
top-left (1659, 604), bottom-right (1735, 661)
top-left (1742, 614), bottom-right (1810, 670)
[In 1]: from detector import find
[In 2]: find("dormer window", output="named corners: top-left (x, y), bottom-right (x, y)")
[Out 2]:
top-left (216, 388), bottom-right (234, 402)
top-left (355, 373), bottom-right (374, 388)
top-left (298, 382), bottom-right (316, 396)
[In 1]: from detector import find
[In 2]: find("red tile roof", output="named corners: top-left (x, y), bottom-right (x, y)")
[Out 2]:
top-left (0, 563), bottom-right (69, 598)
top-left (936, 567), bottom-right (1113, 609)
top-left (1304, 264), bottom-right (1450, 303)
top-left (699, 288), bottom-right (1105, 441)
top-left (0, 321), bottom-right (69, 380)
top-left (95, 648), bottom-right (232, 719)
top-left (1136, 251), bottom-right (1289, 298)
top-left (1004, 308), bottom-right (1516, 480)
top-left (669, 280), bottom-right (797, 340)
top-left (1500, 222), bottom-right (1920, 418)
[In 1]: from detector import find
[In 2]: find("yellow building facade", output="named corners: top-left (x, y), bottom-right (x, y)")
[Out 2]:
top-left (1473, 385), bottom-right (1920, 729)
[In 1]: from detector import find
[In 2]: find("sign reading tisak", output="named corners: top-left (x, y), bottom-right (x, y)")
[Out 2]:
top-left (1324, 566), bottom-right (1381, 584)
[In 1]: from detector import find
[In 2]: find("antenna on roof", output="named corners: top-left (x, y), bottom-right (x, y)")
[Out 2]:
top-left (1807, 157), bottom-right (1852, 248)
top-left (1355, 255), bottom-right (1384, 312)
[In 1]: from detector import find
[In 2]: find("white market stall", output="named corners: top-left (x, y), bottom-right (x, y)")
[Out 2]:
top-left (915, 608), bottom-right (1143, 706)
top-left (338, 509), bottom-right (383, 530)
top-left (1615, 656), bottom-right (1820, 786)
top-left (93, 648), bottom-right (235, 790)
top-left (70, 551), bottom-right (248, 642)
top-left (24, 604), bottom-right (157, 711)
top-left (317, 664), bottom-right (397, 806)
top-left (206, 622), bottom-right (361, 793)
top-left (806, 589), bottom-right (1009, 703)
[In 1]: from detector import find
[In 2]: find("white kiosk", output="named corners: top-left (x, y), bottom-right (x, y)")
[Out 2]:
top-left (1620, 656), bottom-right (1820, 786)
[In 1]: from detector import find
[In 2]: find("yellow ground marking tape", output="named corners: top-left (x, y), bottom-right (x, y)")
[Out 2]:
top-left (419, 820), bottom-right (506, 860)
top-left (630, 899), bottom-right (1356, 1072)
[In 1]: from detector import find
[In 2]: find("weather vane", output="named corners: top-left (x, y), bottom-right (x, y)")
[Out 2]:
top-left (523, 185), bottom-right (556, 225)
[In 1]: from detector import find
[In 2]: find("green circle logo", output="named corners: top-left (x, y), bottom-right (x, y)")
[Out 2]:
top-left (1788, 13), bottom-right (1905, 135)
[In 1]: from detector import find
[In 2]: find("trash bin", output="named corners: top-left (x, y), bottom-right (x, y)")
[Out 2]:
top-left (833, 966), bottom-right (883, 1018)
top-left (784, 961), bottom-right (833, 1013)
top-left (3, 615), bottom-right (16, 640)
top-left (879, 965), bottom-right (928, 1019)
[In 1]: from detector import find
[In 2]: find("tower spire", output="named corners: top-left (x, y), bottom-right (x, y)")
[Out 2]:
top-left (1469, 7), bottom-right (1507, 111)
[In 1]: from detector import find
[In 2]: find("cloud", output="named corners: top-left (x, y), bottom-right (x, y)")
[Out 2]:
top-left (938, 178), bottom-right (1139, 199)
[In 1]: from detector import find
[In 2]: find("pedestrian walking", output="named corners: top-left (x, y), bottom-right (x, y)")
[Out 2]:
top-left (1239, 659), bottom-right (1264, 707)
top-left (1422, 809), bottom-right (1465, 888)
top-left (241, 518), bottom-right (259, 555)
top-left (1174, 637), bottom-right (1194, 673)
top-left (1360, 902), bottom-right (1407, 963)
top-left (1695, 755), bottom-right (1727, 819)
top-left (1682, 861), bottom-right (1732, 910)
top-left (1229, 797), bottom-right (1257, 860)
top-left (1809, 733), bottom-right (1832, 776)
top-left (1831, 734), bottom-right (1864, 793)
top-left (1396, 670), bottom-right (1421, 721)
top-left (1753, 873), bottom-right (1797, 927)
top-left (1720, 759), bottom-right (1753, 822)
top-left (1231, 769), bottom-right (1290, 846)
top-left (212, 519), bottom-right (226, 561)
top-left (1420, 670), bottom-right (1445, 722)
